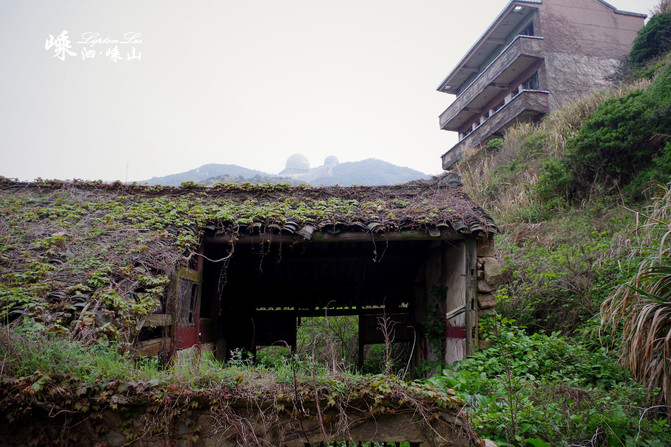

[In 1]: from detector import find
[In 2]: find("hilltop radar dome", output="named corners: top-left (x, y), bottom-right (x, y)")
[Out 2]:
top-left (285, 154), bottom-right (310, 172)
top-left (324, 155), bottom-right (339, 167)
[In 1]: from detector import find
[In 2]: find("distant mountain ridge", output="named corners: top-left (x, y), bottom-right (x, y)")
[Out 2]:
top-left (142, 159), bottom-right (429, 187)
top-left (143, 164), bottom-right (271, 186)
top-left (309, 159), bottom-right (429, 186)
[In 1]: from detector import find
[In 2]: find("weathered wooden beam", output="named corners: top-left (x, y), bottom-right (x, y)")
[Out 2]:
top-left (445, 305), bottom-right (465, 322)
top-left (464, 239), bottom-right (478, 356)
top-left (205, 229), bottom-right (461, 245)
top-left (176, 266), bottom-right (200, 282)
top-left (255, 308), bottom-right (410, 317)
top-left (144, 313), bottom-right (173, 327)
top-left (137, 337), bottom-right (172, 356)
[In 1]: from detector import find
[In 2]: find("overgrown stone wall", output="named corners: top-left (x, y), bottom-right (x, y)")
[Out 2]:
top-left (0, 401), bottom-right (477, 447)
top-left (476, 243), bottom-right (501, 349)
top-left (0, 374), bottom-right (481, 447)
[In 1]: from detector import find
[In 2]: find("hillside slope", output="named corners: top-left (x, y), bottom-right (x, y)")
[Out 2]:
top-left (427, 15), bottom-right (671, 444)
top-left (453, 50), bottom-right (671, 336)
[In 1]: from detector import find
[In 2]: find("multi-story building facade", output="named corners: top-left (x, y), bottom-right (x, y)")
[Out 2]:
top-left (437, 0), bottom-right (646, 169)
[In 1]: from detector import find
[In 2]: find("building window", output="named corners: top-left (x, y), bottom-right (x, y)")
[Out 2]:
top-left (521, 22), bottom-right (534, 37)
top-left (522, 72), bottom-right (539, 90)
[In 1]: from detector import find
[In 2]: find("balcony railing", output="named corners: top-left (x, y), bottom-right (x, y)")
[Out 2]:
top-left (439, 35), bottom-right (544, 131)
top-left (441, 90), bottom-right (550, 169)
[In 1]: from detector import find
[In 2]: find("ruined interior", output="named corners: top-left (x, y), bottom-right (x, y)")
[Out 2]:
top-left (195, 232), bottom-right (475, 370)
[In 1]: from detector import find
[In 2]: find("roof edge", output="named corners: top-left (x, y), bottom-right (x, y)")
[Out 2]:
top-left (593, 0), bottom-right (647, 19)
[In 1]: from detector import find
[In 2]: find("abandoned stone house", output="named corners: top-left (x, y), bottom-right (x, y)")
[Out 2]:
top-left (437, 0), bottom-right (646, 168)
top-left (1, 176), bottom-right (494, 445)
top-left (153, 175), bottom-right (499, 370)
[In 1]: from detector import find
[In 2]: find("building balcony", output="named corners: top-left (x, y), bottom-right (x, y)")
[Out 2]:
top-left (441, 89), bottom-right (550, 169)
top-left (439, 35), bottom-right (544, 132)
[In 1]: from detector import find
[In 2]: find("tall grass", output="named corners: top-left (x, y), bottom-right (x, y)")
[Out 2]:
top-left (653, 0), bottom-right (671, 15)
top-left (458, 79), bottom-right (652, 224)
top-left (600, 183), bottom-right (671, 407)
top-left (0, 325), bottom-right (162, 384)
top-left (0, 323), bottom-right (347, 391)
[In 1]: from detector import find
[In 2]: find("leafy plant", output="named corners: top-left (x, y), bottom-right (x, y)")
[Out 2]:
top-left (601, 182), bottom-right (671, 407)
top-left (495, 210), bottom-right (633, 334)
top-left (429, 317), bottom-right (669, 446)
top-left (542, 62), bottom-right (671, 203)
top-left (630, 13), bottom-right (671, 66)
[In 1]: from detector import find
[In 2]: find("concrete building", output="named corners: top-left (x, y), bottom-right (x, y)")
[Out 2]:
top-left (437, 0), bottom-right (646, 169)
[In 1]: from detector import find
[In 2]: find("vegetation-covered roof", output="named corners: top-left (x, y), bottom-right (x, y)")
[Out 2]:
top-left (0, 175), bottom-right (495, 345)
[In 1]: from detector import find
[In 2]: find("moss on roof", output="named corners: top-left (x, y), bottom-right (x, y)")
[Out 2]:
top-left (0, 175), bottom-right (495, 344)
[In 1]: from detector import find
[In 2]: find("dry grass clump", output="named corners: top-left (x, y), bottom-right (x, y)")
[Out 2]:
top-left (458, 79), bottom-right (652, 223)
top-left (653, 0), bottom-right (671, 14)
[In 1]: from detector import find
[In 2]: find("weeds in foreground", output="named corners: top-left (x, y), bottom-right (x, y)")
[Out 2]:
top-left (430, 317), bottom-right (671, 446)
top-left (0, 322), bottom-right (469, 446)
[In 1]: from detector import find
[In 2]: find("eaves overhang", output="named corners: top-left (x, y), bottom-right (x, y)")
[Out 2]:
top-left (440, 89), bottom-right (549, 169)
top-left (437, 0), bottom-right (541, 95)
top-left (439, 35), bottom-right (544, 131)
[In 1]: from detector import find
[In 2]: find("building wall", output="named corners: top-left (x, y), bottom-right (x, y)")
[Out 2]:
top-left (458, 9), bottom-right (542, 94)
top-left (540, 0), bottom-right (645, 108)
top-left (544, 52), bottom-right (620, 108)
top-left (541, 0), bottom-right (644, 58)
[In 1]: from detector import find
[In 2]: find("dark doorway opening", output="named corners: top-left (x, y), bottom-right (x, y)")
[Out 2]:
top-left (199, 236), bottom-right (435, 369)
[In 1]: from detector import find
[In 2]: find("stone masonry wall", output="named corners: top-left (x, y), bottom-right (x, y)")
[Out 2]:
top-left (476, 240), bottom-right (501, 349)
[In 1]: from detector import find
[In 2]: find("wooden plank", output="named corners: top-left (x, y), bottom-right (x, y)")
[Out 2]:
top-left (176, 266), bottom-right (200, 282)
top-left (145, 313), bottom-right (173, 327)
top-left (444, 242), bottom-right (466, 364)
top-left (205, 229), bottom-right (463, 245)
top-left (464, 238), bottom-right (478, 356)
top-left (137, 337), bottom-right (172, 356)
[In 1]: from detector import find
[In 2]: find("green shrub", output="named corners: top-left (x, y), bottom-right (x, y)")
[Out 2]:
top-left (627, 142), bottom-right (671, 197)
top-left (541, 64), bottom-right (671, 203)
top-left (630, 13), bottom-right (671, 66)
top-left (487, 138), bottom-right (504, 150)
top-left (495, 212), bottom-right (633, 334)
top-left (429, 319), bottom-right (670, 446)
top-left (535, 159), bottom-right (571, 207)
top-left (1, 324), bottom-right (160, 385)
top-left (565, 90), bottom-right (655, 192)
top-left (601, 182), bottom-right (671, 407)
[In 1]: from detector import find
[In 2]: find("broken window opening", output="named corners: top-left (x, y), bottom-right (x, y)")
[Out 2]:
top-left (521, 21), bottom-right (535, 37)
top-left (523, 71), bottom-right (539, 90)
top-left (178, 278), bottom-right (199, 327)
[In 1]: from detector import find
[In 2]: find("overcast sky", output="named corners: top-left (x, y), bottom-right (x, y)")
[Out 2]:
top-left (0, 0), bottom-right (658, 182)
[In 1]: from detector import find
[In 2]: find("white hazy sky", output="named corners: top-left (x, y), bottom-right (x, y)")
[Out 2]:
top-left (0, 0), bottom-right (658, 182)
